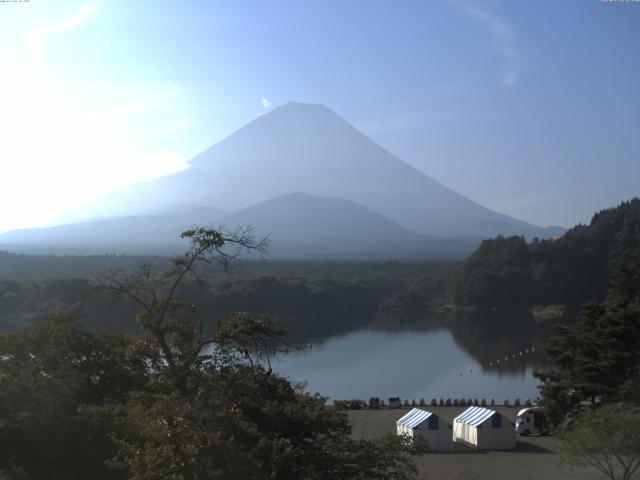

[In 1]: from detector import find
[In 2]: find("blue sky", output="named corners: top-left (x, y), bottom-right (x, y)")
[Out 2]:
top-left (0, 0), bottom-right (638, 232)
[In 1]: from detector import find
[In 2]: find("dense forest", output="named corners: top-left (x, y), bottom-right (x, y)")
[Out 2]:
top-left (532, 246), bottom-right (640, 480)
top-left (536, 245), bottom-right (640, 425)
top-left (0, 253), bottom-right (452, 341)
top-left (448, 198), bottom-right (640, 307)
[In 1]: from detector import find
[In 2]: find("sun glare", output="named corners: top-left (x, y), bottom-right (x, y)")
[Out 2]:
top-left (0, 65), bottom-right (188, 233)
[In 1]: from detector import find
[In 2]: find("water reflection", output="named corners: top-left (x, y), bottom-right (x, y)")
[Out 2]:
top-left (274, 309), bottom-right (572, 402)
top-left (445, 309), bottom-right (556, 376)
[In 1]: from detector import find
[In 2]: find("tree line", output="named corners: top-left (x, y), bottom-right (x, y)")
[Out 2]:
top-left (0, 255), bottom-right (453, 341)
top-left (449, 198), bottom-right (640, 307)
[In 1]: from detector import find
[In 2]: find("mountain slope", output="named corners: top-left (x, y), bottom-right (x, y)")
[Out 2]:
top-left (216, 192), bottom-right (478, 258)
top-left (0, 207), bottom-right (222, 253)
top-left (56, 102), bottom-right (553, 238)
top-left (219, 192), bottom-right (422, 246)
top-left (0, 194), bottom-right (481, 258)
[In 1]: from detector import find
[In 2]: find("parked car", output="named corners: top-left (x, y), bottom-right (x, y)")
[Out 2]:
top-left (369, 397), bottom-right (381, 409)
top-left (388, 396), bottom-right (402, 409)
top-left (515, 407), bottom-right (548, 436)
top-left (350, 399), bottom-right (363, 410)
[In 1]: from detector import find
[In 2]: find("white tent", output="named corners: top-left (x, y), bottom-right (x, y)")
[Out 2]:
top-left (453, 406), bottom-right (516, 450)
top-left (396, 408), bottom-right (453, 452)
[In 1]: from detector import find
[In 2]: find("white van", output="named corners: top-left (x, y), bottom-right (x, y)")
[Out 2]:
top-left (515, 407), bottom-right (548, 436)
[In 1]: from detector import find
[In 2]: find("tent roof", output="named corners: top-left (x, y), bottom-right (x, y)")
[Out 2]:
top-left (397, 408), bottom-right (433, 429)
top-left (454, 406), bottom-right (497, 427)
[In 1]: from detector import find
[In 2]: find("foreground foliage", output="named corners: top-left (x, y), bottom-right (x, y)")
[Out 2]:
top-left (0, 228), bottom-right (421, 479)
top-left (559, 404), bottom-right (640, 480)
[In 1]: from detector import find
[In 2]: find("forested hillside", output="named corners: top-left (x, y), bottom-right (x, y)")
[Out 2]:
top-left (449, 198), bottom-right (640, 307)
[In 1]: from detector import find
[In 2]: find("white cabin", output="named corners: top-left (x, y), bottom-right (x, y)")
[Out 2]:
top-left (396, 408), bottom-right (454, 452)
top-left (453, 406), bottom-right (516, 450)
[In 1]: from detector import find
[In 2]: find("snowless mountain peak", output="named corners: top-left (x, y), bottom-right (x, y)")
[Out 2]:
top-left (47, 101), bottom-right (552, 239)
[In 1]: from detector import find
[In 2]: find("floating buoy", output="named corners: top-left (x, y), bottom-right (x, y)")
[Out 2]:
top-left (461, 345), bottom-right (540, 375)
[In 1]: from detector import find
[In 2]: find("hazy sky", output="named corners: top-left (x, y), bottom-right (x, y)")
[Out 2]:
top-left (1, 0), bottom-right (638, 233)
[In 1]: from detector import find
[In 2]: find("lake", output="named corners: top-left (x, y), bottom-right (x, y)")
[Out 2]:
top-left (274, 310), bottom-right (561, 403)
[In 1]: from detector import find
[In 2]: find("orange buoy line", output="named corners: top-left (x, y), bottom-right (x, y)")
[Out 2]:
top-left (486, 345), bottom-right (536, 368)
top-left (457, 345), bottom-right (539, 376)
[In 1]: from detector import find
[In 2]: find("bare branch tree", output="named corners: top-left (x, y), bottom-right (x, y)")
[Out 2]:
top-left (97, 225), bottom-right (270, 372)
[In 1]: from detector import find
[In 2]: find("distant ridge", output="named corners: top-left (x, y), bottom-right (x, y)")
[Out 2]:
top-left (0, 194), bottom-right (481, 259)
top-left (0, 207), bottom-right (222, 250)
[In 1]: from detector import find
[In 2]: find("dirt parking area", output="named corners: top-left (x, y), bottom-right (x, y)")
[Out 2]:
top-left (348, 406), bottom-right (603, 480)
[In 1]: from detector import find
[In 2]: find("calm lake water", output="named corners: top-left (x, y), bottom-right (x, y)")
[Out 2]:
top-left (274, 311), bottom-right (560, 403)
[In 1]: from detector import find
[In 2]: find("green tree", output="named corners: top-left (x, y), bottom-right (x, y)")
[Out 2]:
top-left (536, 247), bottom-right (640, 426)
top-left (98, 226), bottom-right (270, 379)
top-left (558, 404), bottom-right (640, 480)
top-left (0, 313), bottom-right (147, 480)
